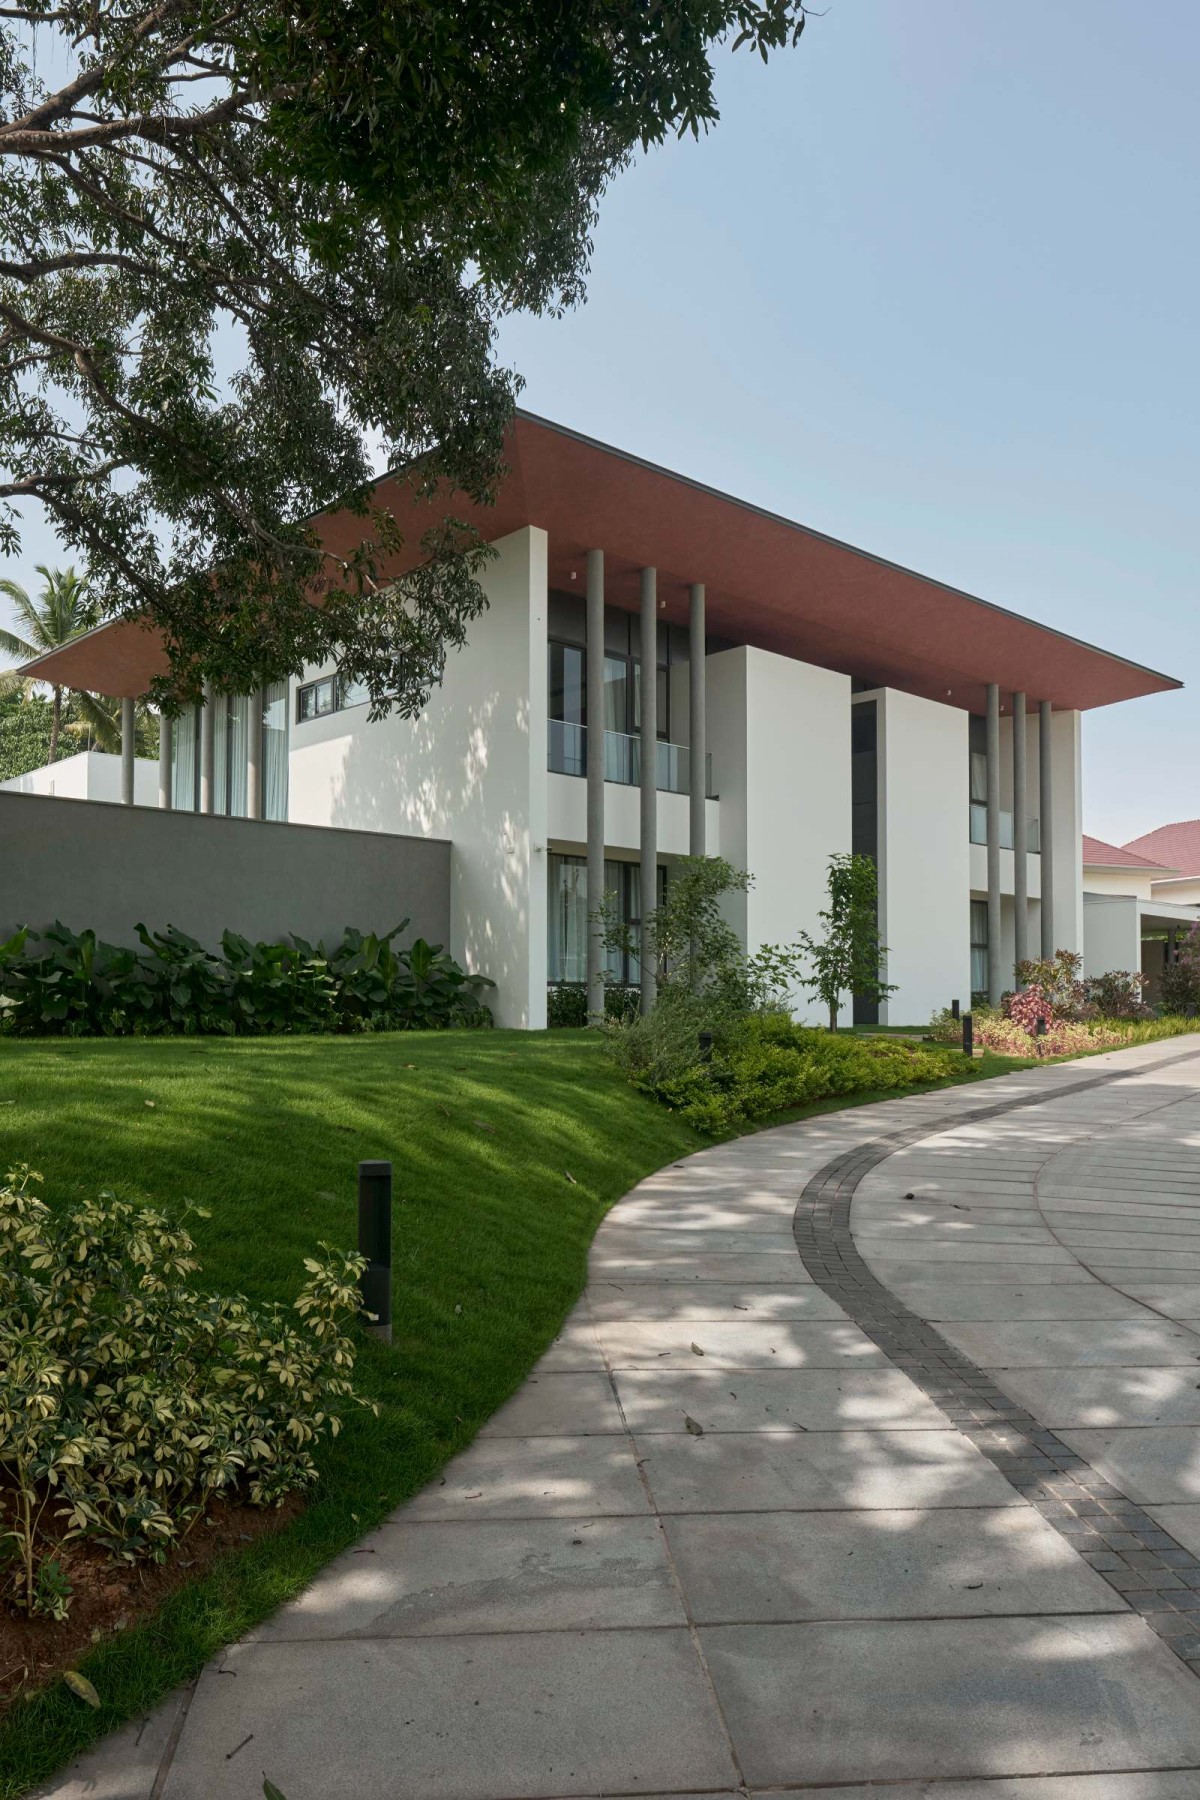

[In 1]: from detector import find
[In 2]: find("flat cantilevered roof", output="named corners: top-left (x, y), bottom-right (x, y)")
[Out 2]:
top-left (17, 411), bottom-right (1182, 712)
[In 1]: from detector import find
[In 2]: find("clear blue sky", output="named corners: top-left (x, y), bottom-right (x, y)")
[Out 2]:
top-left (6, 0), bottom-right (1197, 844)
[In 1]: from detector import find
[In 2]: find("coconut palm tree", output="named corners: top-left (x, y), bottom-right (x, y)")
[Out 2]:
top-left (0, 565), bottom-right (119, 762)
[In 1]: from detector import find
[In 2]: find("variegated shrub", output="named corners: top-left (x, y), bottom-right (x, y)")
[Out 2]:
top-left (0, 1167), bottom-right (373, 1619)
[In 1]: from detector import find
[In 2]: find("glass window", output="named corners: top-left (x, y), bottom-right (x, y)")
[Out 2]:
top-left (298, 676), bottom-right (337, 721)
top-left (548, 643), bottom-right (585, 726)
top-left (632, 662), bottom-right (669, 742)
top-left (263, 681), bottom-right (289, 821)
top-left (604, 656), bottom-right (630, 735)
top-left (226, 693), bottom-right (249, 817)
top-left (970, 899), bottom-right (988, 998)
top-left (339, 674), bottom-right (369, 709)
top-left (547, 856), bottom-right (666, 988)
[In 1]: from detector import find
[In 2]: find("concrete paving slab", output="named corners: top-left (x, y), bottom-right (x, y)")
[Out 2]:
top-left (850, 1220), bottom-right (1052, 1244)
top-left (701, 1614), bottom-right (1200, 1787)
top-left (478, 1373), bottom-right (624, 1438)
top-left (531, 1316), bottom-right (607, 1373)
top-left (250, 1516), bottom-right (683, 1639)
top-left (595, 1318), bottom-right (886, 1369)
top-left (790, 1777), bottom-right (1200, 1799)
top-left (29, 1690), bottom-right (188, 1800)
top-left (636, 1428), bottom-right (1022, 1513)
top-left (402, 1435), bottom-right (651, 1520)
top-left (160, 1631), bottom-right (738, 1800)
top-left (615, 1367), bottom-right (949, 1433)
top-left (589, 1251), bottom-right (816, 1283)
top-left (1112, 1285), bottom-right (1200, 1316)
top-left (1055, 1427), bottom-right (1200, 1504)
top-left (585, 1281), bottom-right (846, 1321)
top-left (994, 1365), bottom-right (1200, 1428)
top-left (938, 1318), bottom-right (1200, 1367)
top-left (590, 1224), bottom-right (796, 1256)
top-left (864, 1258), bottom-right (1091, 1285)
top-left (855, 1238), bottom-right (1072, 1263)
top-left (665, 1506), bottom-right (1123, 1621)
top-left (887, 1282), bottom-right (1140, 1321)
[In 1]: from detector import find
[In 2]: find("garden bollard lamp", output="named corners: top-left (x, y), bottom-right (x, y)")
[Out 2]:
top-left (357, 1159), bottom-right (393, 1344)
top-left (963, 1012), bottom-right (973, 1058)
top-left (951, 999), bottom-right (960, 1021)
top-left (698, 1030), bottom-right (714, 1063)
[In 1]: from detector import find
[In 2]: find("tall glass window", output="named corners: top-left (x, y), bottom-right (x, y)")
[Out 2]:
top-left (970, 899), bottom-right (989, 999)
top-left (262, 681), bottom-right (289, 821)
top-left (170, 707), bottom-right (199, 811)
top-left (226, 693), bottom-right (249, 816)
top-left (547, 855), bottom-right (666, 987)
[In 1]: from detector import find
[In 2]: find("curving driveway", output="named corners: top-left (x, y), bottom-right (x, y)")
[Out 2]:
top-left (41, 1035), bottom-right (1200, 1799)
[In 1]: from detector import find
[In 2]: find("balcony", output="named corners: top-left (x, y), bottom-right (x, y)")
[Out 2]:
top-left (969, 803), bottom-right (1040, 852)
top-left (549, 720), bottom-right (715, 798)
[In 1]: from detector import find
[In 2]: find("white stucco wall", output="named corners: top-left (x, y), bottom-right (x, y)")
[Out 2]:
top-left (1152, 879), bottom-right (1200, 908)
top-left (1083, 866), bottom-right (1160, 903)
top-left (1, 749), bottom-right (158, 807)
top-left (1083, 892), bottom-right (1142, 978)
top-left (706, 646), bottom-right (851, 1025)
top-left (545, 773), bottom-right (718, 859)
top-left (286, 526), bottom-right (549, 1029)
top-left (875, 689), bottom-right (971, 1026)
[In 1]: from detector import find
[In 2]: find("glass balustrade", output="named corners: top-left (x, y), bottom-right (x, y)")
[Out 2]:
top-left (969, 802), bottom-right (1040, 852)
top-left (548, 721), bottom-right (714, 797)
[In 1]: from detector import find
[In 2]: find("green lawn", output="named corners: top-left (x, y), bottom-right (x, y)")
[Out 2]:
top-left (0, 1024), bottom-right (1124, 1792)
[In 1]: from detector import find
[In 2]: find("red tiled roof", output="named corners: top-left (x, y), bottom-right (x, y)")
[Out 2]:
top-left (1123, 821), bottom-right (1200, 878)
top-left (1082, 834), bottom-right (1171, 870)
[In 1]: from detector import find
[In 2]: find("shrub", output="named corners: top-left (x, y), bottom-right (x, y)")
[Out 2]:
top-left (651, 1013), bottom-right (954, 1133)
top-left (0, 1167), bottom-right (372, 1620)
top-left (546, 985), bottom-right (641, 1028)
top-left (1005, 984), bottom-right (1055, 1034)
top-left (1014, 949), bottom-right (1093, 1020)
top-left (1162, 924), bottom-right (1200, 1016)
top-left (0, 920), bottom-right (494, 1037)
top-left (1084, 969), bottom-right (1152, 1020)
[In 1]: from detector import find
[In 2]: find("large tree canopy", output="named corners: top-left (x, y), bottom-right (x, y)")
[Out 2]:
top-left (1, 1), bottom-right (807, 713)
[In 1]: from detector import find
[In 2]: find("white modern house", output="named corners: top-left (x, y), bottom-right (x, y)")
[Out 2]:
top-left (8, 414), bottom-right (1182, 1028)
top-left (1, 746), bottom-right (158, 807)
top-left (1082, 828), bottom-right (1200, 1001)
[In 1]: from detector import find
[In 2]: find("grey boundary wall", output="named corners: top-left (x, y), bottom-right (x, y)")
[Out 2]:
top-left (0, 791), bottom-right (451, 950)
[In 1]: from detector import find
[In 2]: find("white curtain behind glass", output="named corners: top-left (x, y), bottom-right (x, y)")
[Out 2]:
top-left (262, 681), bottom-right (289, 821)
top-left (170, 708), bottom-right (198, 811)
top-left (226, 694), bottom-right (249, 816)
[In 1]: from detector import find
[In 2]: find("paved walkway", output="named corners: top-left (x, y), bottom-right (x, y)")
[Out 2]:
top-left (40, 1036), bottom-right (1200, 1799)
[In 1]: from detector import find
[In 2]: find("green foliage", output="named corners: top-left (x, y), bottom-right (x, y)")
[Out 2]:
top-left (653, 1013), bottom-right (955, 1134)
top-left (1, 2), bottom-right (808, 709)
top-left (600, 856), bottom-right (804, 1084)
top-left (1162, 925), bottom-right (1200, 1016)
top-left (0, 922), bottom-right (493, 1037)
top-left (0, 694), bottom-right (54, 782)
top-left (798, 852), bottom-right (894, 1032)
top-left (0, 1166), bottom-right (371, 1619)
top-left (546, 985), bottom-right (639, 1028)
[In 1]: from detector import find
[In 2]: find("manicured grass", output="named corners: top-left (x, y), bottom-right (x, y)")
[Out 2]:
top-left (0, 1030), bottom-right (701, 1795)
top-left (0, 1021), bottom-right (1185, 1793)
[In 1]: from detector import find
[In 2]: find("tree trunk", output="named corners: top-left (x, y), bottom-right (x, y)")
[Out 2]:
top-left (828, 999), bottom-right (838, 1033)
top-left (48, 686), bottom-right (61, 763)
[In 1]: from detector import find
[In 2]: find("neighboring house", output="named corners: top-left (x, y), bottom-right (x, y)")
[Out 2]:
top-left (1082, 825), bottom-right (1200, 1003)
top-left (8, 413), bottom-right (1183, 1028)
top-left (1, 746), bottom-right (158, 808)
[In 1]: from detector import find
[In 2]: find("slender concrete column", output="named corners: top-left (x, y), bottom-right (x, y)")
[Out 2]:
top-left (120, 696), bottom-right (136, 806)
top-left (1040, 700), bottom-right (1055, 958)
top-left (246, 687), bottom-right (264, 822)
top-left (1012, 690), bottom-right (1028, 981)
top-left (199, 684), bottom-right (215, 815)
top-left (157, 712), bottom-right (172, 810)
top-left (986, 682), bottom-right (1002, 1006)
top-left (688, 583), bottom-right (706, 857)
top-left (585, 551), bottom-right (606, 1021)
top-left (639, 567), bottom-right (658, 1014)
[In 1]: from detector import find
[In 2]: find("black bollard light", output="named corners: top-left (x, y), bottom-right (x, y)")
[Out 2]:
top-left (962, 1012), bottom-right (974, 1059)
top-left (951, 999), bottom-right (960, 1021)
top-left (1036, 1016), bottom-right (1047, 1039)
top-left (357, 1159), bottom-right (393, 1344)
top-left (698, 1030), bottom-right (714, 1063)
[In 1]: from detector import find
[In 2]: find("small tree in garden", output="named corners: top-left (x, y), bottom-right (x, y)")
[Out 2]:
top-left (1162, 924), bottom-right (1200, 1016)
top-left (799, 853), bottom-right (894, 1032)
